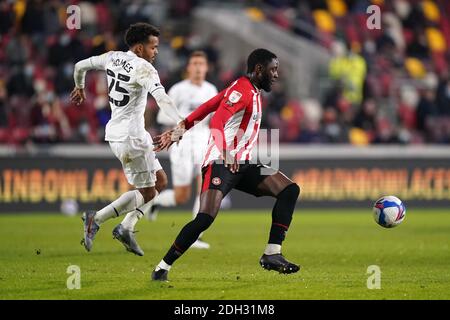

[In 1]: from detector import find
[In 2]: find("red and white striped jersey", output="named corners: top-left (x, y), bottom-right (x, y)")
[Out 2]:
top-left (184, 76), bottom-right (262, 167)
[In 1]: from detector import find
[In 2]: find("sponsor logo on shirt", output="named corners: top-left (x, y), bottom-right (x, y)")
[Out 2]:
top-left (227, 90), bottom-right (242, 105)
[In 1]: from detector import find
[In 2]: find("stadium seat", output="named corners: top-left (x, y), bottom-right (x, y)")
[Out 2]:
top-left (0, 128), bottom-right (9, 143)
top-left (426, 27), bottom-right (447, 52)
top-left (313, 10), bottom-right (336, 33)
top-left (327, 0), bottom-right (347, 17)
top-left (422, 0), bottom-right (440, 22)
top-left (405, 57), bottom-right (427, 79)
top-left (9, 127), bottom-right (30, 145)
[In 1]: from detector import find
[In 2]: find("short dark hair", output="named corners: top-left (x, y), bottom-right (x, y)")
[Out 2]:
top-left (189, 50), bottom-right (208, 61)
top-left (247, 48), bottom-right (277, 73)
top-left (124, 23), bottom-right (160, 47)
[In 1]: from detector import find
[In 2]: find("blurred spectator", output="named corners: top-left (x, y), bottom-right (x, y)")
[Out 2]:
top-left (406, 29), bottom-right (429, 60)
top-left (21, 0), bottom-right (46, 35)
top-left (353, 99), bottom-right (377, 141)
top-left (297, 99), bottom-right (323, 143)
top-left (373, 118), bottom-right (401, 144)
top-left (0, 1), bottom-right (15, 35)
top-left (0, 82), bottom-right (8, 128)
top-left (322, 107), bottom-right (348, 143)
top-left (264, 81), bottom-right (288, 130)
top-left (323, 80), bottom-right (352, 114)
top-left (30, 94), bottom-right (71, 143)
top-left (329, 41), bottom-right (367, 105)
top-left (436, 72), bottom-right (450, 116)
top-left (5, 34), bottom-right (31, 66)
top-left (7, 64), bottom-right (34, 97)
top-left (416, 85), bottom-right (439, 140)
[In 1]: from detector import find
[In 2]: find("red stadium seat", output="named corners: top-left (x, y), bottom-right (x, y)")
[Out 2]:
top-left (439, 16), bottom-right (450, 48)
top-left (9, 127), bottom-right (30, 145)
top-left (432, 52), bottom-right (448, 74)
top-left (0, 128), bottom-right (9, 143)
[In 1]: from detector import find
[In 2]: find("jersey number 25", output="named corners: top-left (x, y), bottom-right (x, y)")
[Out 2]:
top-left (106, 69), bottom-right (130, 107)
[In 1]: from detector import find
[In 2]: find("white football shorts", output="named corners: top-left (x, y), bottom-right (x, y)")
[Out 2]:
top-left (169, 133), bottom-right (208, 186)
top-left (109, 132), bottom-right (162, 188)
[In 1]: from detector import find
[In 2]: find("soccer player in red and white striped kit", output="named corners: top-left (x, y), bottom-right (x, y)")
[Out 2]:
top-left (152, 48), bottom-right (301, 281)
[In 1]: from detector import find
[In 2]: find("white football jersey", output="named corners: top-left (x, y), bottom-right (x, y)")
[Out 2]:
top-left (83, 50), bottom-right (164, 141)
top-left (157, 79), bottom-right (217, 139)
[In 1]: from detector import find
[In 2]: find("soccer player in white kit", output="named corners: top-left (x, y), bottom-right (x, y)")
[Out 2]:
top-left (70, 23), bottom-right (183, 256)
top-left (149, 51), bottom-right (217, 249)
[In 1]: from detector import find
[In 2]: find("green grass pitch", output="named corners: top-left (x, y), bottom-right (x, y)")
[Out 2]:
top-left (0, 209), bottom-right (449, 300)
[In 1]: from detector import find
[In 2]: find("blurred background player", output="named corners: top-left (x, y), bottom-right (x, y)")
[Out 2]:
top-left (151, 49), bottom-right (301, 281)
top-left (71, 23), bottom-right (183, 256)
top-left (149, 51), bottom-right (217, 249)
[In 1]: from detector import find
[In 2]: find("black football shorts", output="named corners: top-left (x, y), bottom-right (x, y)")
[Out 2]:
top-left (201, 161), bottom-right (277, 197)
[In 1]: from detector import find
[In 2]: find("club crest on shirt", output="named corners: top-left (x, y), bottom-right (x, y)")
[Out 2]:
top-left (212, 177), bottom-right (222, 186)
top-left (227, 90), bottom-right (242, 104)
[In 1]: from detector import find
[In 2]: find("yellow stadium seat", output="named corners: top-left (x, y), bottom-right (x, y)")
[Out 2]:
top-left (371, 0), bottom-right (384, 5)
top-left (92, 35), bottom-right (104, 47)
top-left (422, 0), bottom-right (440, 22)
top-left (281, 105), bottom-right (293, 121)
top-left (170, 36), bottom-right (184, 50)
top-left (313, 10), bottom-right (336, 33)
top-left (426, 28), bottom-right (446, 52)
top-left (327, 0), bottom-right (347, 17)
top-left (246, 7), bottom-right (265, 22)
top-left (405, 57), bottom-right (427, 78)
top-left (349, 128), bottom-right (370, 146)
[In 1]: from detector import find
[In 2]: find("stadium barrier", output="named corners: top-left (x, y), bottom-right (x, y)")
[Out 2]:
top-left (1, 145), bottom-right (450, 212)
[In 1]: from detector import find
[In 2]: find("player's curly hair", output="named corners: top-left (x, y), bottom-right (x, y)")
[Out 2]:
top-left (124, 23), bottom-right (160, 47)
top-left (247, 48), bottom-right (277, 73)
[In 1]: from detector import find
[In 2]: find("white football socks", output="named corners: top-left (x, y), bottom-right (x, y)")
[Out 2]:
top-left (264, 244), bottom-right (282, 255)
top-left (154, 189), bottom-right (176, 207)
top-left (94, 190), bottom-right (144, 225)
top-left (121, 208), bottom-right (143, 231)
top-left (121, 193), bottom-right (157, 230)
top-left (156, 259), bottom-right (172, 271)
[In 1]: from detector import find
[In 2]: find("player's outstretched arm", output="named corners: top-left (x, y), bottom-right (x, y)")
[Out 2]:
top-left (70, 87), bottom-right (86, 106)
top-left (153, 89), bottom-right (226, 152)
top-left (184, 88), bottom-right (226, 129)
top-left (153, 120), bottom-right (186, 152)
top-left (151, 89), bottom-right (184, 124)
top-left (71, 52), bottom-right (110, 105)
top-left (71, 58), bottom-right (92, 105)
top-left (136, 63), bottom-right (184, 124)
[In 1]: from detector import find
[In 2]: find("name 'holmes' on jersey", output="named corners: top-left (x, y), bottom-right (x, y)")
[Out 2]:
top-left (80, 50), bottom-right (165, 142)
